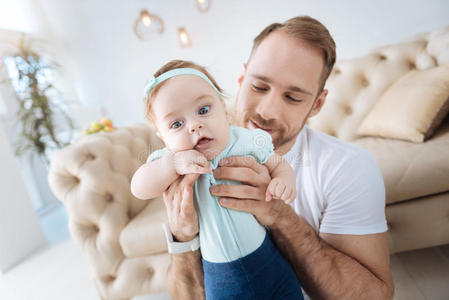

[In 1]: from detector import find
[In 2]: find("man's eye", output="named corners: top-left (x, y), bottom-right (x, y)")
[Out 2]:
top-left (170, 120), bottom-right (184, 129)
top-left (286, 95), bottom-right (302, 102)
top-left (199, 105), bottom-right (210, 115)
top-left (252, 84), bottom-right (268, 92)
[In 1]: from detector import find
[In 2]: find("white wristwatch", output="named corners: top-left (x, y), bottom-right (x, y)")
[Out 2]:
top-left (162, 223), bottom-right (200, 254)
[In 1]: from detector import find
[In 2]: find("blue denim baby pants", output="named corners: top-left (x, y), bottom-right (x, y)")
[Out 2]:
top-left (202, 232), bottom-right (304, 300)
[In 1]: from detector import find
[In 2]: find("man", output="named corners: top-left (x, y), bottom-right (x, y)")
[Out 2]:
top-left (162, 16), bottom-right (394, 299)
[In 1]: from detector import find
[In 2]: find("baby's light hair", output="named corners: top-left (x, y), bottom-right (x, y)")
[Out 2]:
top-left (143, 60), bottom-right (224, 125)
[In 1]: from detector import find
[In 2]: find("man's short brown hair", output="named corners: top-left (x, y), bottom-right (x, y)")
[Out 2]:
top-left (249, 16), bottom-right (336, 93)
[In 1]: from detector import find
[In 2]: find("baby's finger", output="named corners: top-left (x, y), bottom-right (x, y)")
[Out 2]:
top-left (265, 189), bottom-right (272, 202)
top-left (281, 188), bottom-right (292, 203)
top-left (275, 182), bottom-right (286, 198)
top-left (266, 181), bottom-right (276, 201)
top-left (290, 191), bottom-right (297, 203)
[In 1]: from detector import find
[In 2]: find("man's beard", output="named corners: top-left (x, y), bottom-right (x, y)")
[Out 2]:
top-left (241, 113), bottom-right (302, 151)
top-left (237, 109), bottom-right (311, 152)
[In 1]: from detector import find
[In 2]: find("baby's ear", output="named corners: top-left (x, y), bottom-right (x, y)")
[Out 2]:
top-left (226, 110), bottom-right (232, 124)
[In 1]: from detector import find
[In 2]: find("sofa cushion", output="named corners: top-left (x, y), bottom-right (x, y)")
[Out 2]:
top-left (357, 65), bottom-right (449, 143)
top-left (354, 121), bottom-right (449, 205)
top-left (120, 197), bottom-right (168, 257)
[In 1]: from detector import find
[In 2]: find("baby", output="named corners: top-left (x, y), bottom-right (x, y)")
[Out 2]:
top-left (131, 60), bottom-right (303, 300)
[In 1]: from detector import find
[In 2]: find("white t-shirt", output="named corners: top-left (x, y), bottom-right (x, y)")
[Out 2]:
top-left (283, 125), bottom-right (387, 235)
top-left (284, 126), bottom-right (387, 300)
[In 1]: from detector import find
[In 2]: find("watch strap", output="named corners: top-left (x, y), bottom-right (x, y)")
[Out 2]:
top-left (162, 223), bottom-right (200, 254)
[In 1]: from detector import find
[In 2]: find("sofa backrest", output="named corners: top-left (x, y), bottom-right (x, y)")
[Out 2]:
top-left (308, 26), bottom-right (449, 141)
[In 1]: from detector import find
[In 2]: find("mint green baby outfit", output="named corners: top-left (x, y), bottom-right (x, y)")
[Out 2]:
top-left (147, 126), bottom-right (274, 262)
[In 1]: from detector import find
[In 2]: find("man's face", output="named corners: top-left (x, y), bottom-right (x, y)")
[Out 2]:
top-left (235, 31), bottom-right (327, 155)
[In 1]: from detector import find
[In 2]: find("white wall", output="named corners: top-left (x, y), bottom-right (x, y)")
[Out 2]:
top-left (0, 119), bottom-right (46, 272)
top-left (17, 0), bottom-right (449, 126)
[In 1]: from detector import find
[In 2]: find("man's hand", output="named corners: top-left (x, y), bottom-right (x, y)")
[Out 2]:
top-left (163, 173), bottom-right (200, 242)
top-left (209, 156), bottom-right (288, 226)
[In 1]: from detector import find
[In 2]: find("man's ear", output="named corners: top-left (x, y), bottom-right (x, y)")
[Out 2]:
top-left (237, 63), bottom-right (247, 86)
top-left (309, 89), bottom-right (328, 118)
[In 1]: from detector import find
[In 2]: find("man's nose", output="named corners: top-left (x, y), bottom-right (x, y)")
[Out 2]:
top-left (256, 92), bottom-right (281, 121)
top-left (189, 122), bottom-right (204, 134)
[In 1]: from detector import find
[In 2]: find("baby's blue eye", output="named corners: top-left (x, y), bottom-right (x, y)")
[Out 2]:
top-left (199, 105), bottom-right (210, 115)
top-left (171, 120), bottom-right (184, 129)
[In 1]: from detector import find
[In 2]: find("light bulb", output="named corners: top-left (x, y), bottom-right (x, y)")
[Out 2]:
top-left (142, 15), bottom-right (151, 27)
top-left (196, 0), bottom-right (210, 12)
top-left (178, 27), bottom-right (192, 47)
top-left (134, 10), bottom-right (164, 40)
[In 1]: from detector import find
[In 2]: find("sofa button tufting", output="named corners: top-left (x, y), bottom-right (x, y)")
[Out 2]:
top-left (86, 153), bottom-right (96, 160)
top-left (360, 77), bottom-right (369, 87)
top-left (378, 54), bottom-right (387, 61)
top-left (328, 130), bottom-right (336, 137)
top-left (105, 194), bottom-right (113, 203)
top-left (344, 106), bottom-right (353, 115)
top-left (409, 61), bottom-right (416, 69)
top-left (92, 224), bottom-right (100, 233)
top-left (334, 69), bottom-right (341, 75)
top-left (105, 275), bottom-right (116, 282)
top-left (147, 267), bottom-right (154, 277)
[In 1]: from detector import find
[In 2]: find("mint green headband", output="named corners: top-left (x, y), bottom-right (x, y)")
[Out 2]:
top-left (143, 67), bottom-right (222, 98)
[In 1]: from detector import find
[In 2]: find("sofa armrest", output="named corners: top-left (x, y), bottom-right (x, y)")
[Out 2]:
top-left (120, 196), bottom-right (168, 257)
top-left (47, 123), bottom-right (167, 298)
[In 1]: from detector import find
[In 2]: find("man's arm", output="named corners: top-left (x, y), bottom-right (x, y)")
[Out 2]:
top-left (212, 156), bottom-right (394, 299)
top-left (162, 173), bottom-right (205, 299)
top-left (167, 251), bottom-right (204, 299)
top-left (269, 204), bottom-right (393, 299)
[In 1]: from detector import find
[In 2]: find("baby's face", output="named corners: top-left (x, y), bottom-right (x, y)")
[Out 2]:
top-left (152, 75), bottom-right (230, 160)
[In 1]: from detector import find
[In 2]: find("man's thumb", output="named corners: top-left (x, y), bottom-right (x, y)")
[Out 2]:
top-left (183, 173), bottom-right (200, 186)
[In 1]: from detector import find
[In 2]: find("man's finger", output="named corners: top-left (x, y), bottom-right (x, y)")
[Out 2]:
top-left (192, 165), bottom-right (210, 174)
top-left (181, 185), bottom-right (196, 218)
top-left (210, 184), bottom-right (265, 201)
top-left (182, 173), bottom-right (200, 186)
top-left (173, 189), bottom-right (182, 215)
top-left (219, 156), bottom-right (267, 174)
top-left (219, 197), bottom-right (259, 214)
top-left (213, 166), bottom-right (265, 186)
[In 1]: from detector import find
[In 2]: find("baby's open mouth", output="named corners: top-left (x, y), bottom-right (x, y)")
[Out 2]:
top-left (195, 137), bottom-right (213, 148)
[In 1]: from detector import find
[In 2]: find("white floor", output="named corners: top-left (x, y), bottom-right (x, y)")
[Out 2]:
top-left (0, 237), bottom-right (171, 300)
top-left (1, 205), bottom-right (448, 300)
top-left (0, 205), bottom-right (171, 300)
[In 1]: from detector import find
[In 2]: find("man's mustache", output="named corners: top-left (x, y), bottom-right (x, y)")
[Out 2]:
top-left (250, 114), bottom-right (278, 129)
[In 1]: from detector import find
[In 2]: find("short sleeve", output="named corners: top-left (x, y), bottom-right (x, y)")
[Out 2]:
top-left (319, 148), bottom-right (388, 235)
top-left (247, 128), bottom-right (274, 164)
top-left (146, 147), bottom-right (171, 163)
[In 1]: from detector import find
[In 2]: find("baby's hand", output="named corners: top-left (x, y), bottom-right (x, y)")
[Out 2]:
top-left (265, 177), bottom-right (296, 204)
top-left (172, 150), bottom-right (211, 175)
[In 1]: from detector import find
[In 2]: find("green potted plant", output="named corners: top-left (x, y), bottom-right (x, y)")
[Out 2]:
top-left (3, 36), bottom-right (76, 165)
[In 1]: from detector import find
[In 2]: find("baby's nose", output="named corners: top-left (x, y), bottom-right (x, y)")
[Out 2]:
top-left (189, 123), bottom-right (204, 134)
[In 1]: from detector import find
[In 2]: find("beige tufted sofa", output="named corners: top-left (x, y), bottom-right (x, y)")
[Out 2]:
top-left (48, 26), bottom-right (449, 300)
